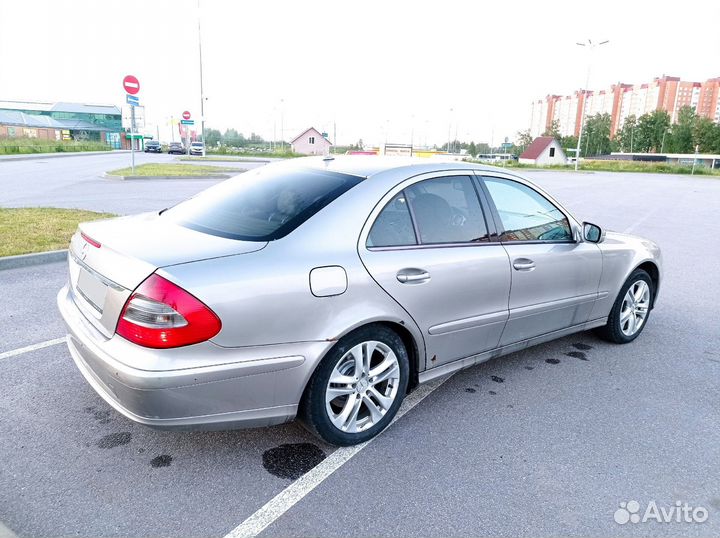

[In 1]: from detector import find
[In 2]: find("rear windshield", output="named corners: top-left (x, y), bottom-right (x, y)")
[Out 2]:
top-left (162, 166), bottom-right (363, 241)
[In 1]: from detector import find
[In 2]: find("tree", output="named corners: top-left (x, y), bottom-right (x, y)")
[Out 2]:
top-left (222, 128), bottom-right (243, 147)
top-left (560, 135), bottom-right (578, 151)
top-left (582, 113), bottom-right (612, 156)
top-left (668, 106), bottom-right (695, 153)
top-left (693, 117), bottom-right (720, 153)
top-left (635, 110), bottom-right (671, 153)
top-left (468, 141), bottom-right (477, 157)
top-left (615, 115), bottom-right (638, 153)
top-left (542, 120), bottom-right (561, 140)
top-left (516, 129), bottom-right (534, 151)
top-left (204, 128), bottom-right (221, 147)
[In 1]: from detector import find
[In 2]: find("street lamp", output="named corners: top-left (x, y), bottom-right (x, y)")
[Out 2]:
top-left (574, 39), bottom-right (609, 171)
top-left (197, 0), bottom-right (206, 157)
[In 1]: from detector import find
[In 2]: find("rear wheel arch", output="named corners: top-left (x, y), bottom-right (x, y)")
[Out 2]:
top-left (302, 321), bottom-right (421, 402)
top-left (298, 322), bottom-right (413, 445)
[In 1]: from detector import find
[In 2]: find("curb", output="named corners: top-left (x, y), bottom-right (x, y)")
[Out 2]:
top-left (0, 249), bottom-right (67, 271)
top-left (0, 150), bottom-right (129, 163)
top-left (101, 172), bottom-right (232, 180)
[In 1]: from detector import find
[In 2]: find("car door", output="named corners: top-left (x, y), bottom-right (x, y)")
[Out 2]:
top-left (478, 174), bottom-right (602, 346)
top-left (359, 172), bottom-right (511, 368)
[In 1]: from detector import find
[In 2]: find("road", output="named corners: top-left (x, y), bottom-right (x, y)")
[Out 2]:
top-left (0, 151), bottom-right (261, 215)
top-left (1, 154), bottom-right (719, 537)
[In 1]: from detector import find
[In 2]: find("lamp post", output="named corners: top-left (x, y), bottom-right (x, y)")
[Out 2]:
top-left (197, 0), bottom-right (206, 157)
top-left (574, 39), bottom-right (609, 171)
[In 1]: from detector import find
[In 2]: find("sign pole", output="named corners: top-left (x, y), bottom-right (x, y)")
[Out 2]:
top-left (130, 105), bottom-right (136, 174)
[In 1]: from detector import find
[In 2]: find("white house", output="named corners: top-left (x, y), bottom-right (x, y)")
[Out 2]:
top-left (290, 127), bottom-right (332, 155)
top-left (519, 136), bottom-right (567, 165)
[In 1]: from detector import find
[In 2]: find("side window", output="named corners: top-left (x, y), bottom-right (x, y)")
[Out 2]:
top-left (367, 193), bottom-right (417, 247)
top-left (405, 176), bottom-right (489, 244)
top-left (484, 177), bottom-right (572, 242)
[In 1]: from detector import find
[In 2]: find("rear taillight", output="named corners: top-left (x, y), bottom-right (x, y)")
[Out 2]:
top-left (116, 274), bottom-right (221, 349)
top-left (81, 232), bottom-right (101, 248)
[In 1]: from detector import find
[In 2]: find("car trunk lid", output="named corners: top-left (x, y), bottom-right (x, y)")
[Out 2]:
top-left (68, 212), bottom-right (266, 338)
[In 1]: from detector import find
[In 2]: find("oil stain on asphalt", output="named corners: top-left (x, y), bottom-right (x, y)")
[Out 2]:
top-left (96, 432), bottom-right (132, 449)
top-left (150, 455), bottom-right (173, 468)
top-left (545, 358), bottom-right (561, 364)
top-left (566, 351), bottom-right (588, 360)
top-left (572, 343), bottom-right (593, 351)
top-left (465, 387), bottom-right (477, 393)
top-left (490, 376), bottom-right (504, 383)
top-left (262, 443), bottom-right (326, 480)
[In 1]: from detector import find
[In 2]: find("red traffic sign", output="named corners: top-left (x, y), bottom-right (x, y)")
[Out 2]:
top-left (122, 75), bottom-right (140, 95)
top-left (182, 111), bottom-right (191, 120)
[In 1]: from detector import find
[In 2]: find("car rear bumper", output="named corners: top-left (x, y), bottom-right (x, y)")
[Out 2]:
top-left (57, 284), bottom-right (330, 430)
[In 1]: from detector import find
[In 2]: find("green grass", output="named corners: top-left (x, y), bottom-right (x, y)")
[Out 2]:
top-left (0, 208), bottom-right (116, 257)
top-left (491, 159), bottom-right (720, 176)
top-left (0, 137), bottom-right (111, 155)
top-left (179, 156), bottom-right (273, 162)
top-left (106, 163), bottom-right (240, 177)
top-left (206, 147), bottom-right (303, 159)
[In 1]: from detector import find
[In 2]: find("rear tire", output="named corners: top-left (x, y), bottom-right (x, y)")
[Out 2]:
top-left (596, 269), bottom-right (653, 344)
top-left (299, 325), bottom-right (409, 446)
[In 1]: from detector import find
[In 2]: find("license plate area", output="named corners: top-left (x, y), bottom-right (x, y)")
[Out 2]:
top-left (76, 268), bottom-right (108, 314)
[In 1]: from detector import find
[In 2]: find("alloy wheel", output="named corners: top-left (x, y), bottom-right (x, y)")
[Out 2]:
top-left (325, 340), bottom-right (400, 433)
top-left (619, 280), bottom-right (650, 336)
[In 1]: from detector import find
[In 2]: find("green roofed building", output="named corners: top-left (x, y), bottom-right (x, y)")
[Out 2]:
top-left (0, 100), bottom-right (123, 148)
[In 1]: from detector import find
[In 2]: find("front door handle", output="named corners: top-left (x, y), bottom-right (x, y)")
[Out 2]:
top-left (512, 258), bottom-right (536, 271)
top-left (396, 269), bottom-right (431, 283)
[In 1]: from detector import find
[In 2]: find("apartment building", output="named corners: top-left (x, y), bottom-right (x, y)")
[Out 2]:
top-left (529, 75), bottom-right (720, 138)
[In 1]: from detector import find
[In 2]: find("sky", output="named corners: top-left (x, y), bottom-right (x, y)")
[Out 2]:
top-left (1, 0), bottom-right (719, 147)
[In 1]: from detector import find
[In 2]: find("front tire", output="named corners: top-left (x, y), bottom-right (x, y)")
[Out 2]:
top-left (299, 325), bottom-right (409, 446)
top-left (596, 269), bottom-right (653, 344)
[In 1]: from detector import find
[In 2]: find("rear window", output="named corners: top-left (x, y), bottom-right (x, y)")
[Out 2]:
top-left (162, 166), bottom-right (363, 241)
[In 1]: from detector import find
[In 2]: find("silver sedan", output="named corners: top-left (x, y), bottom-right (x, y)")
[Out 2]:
top-left (57, 157), bottom-right (662, 445)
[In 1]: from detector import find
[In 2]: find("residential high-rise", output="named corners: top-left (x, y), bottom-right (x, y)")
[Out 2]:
top-left (528, 75), bottom-right (720, 139)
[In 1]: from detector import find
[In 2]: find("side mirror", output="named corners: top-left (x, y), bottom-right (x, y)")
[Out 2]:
top-left (583, 222), bottom-right (605, 243)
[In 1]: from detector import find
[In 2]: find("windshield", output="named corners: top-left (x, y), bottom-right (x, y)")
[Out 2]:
top-left (162, 166), bottom-right (363, 241)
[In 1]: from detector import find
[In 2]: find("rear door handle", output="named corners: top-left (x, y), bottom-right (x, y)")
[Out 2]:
top-left (396, 269), bottom-right (431, 283)
top-left (512, 258), bottom-right (536, 271)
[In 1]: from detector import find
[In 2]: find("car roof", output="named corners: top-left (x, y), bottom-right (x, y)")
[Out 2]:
top-left (282, 155), bottom-right (520, 179)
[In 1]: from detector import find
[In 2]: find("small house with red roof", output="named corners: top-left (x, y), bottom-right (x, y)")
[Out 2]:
top-left (519, 136), bottom-right (567, 166)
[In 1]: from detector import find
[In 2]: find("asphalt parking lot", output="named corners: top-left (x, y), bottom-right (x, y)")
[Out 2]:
top-left (1, 155), bottom-right (719, 537)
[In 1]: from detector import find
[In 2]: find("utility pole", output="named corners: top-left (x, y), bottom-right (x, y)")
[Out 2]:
top-left (197, 0), bottom-right (206, 157)
top-left (280, 98), bottom-right (284, 151)
top-left (574, 39), bottom-right (609, 171)
top-left (447, 108), bottom-right (453, 153)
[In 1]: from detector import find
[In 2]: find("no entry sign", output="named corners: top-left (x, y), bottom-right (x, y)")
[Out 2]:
top-left (123, 75), bottom-right (140, 95)
top-left (182, 111), bottom-right (191, 120)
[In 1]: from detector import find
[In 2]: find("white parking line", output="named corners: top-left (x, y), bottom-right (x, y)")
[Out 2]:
top-left (0, 337), bottom-right (66, 361)
top-left (224, 376), bottom-right (450, 538)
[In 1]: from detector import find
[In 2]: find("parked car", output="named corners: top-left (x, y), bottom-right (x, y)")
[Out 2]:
top-left (167, 142), bottom-right (185, 155)
top-left (144, 140), bottom-right (162, 153)
top-left (57, 157), bottom-right (661, 446)
top-left (189, 141), bottom-right (204, 156)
